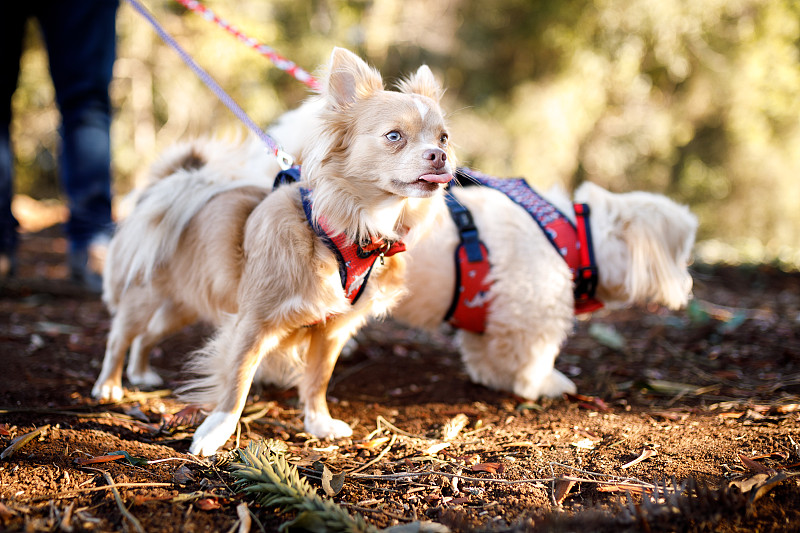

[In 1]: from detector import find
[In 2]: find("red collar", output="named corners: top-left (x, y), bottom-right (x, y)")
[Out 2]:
top-left (301, 188), bottom-right (405, 305)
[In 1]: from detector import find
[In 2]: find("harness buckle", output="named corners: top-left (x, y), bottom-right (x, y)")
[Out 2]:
top-left (575, 265), bottom-right (598, 300)
top-left (275, 148), bottom-right (294, 171)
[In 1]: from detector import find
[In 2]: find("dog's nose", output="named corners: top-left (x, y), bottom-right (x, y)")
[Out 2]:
top-left (423, 148), bottom-right (447, 170)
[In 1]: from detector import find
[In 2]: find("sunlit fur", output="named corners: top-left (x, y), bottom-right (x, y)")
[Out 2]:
top-left (268, 98), bottom-right (698, 401)
top-left (92, 48), bottom-right (455, 456)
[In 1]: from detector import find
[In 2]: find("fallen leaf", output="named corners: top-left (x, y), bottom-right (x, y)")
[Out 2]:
top-left (729, 471), bottom-right (789, 502)
top-left (122, 403), bottom-right (150, 423)
top-left (571, 438), bottom-right (597, 450)
top-left (565, 393), bottom-right (610, 412)
top-left (196, 498), bottom-right (221, 511)
top-left (775, 404), bottom-right (800, 414)
top-left (35, 321), bottom-right (80, 335)
top-left (1, 424), bottom-right (50, 460)
top-left (0, 424), bottom-right (10, 437)
top-left (75, 450), bottom-right (149, 467)
top-left (441, 414), bottom-right (469, 441)
top-left (553, 476), bottom-right (577, 505)
top-left (162, 405), bottom-right (205, 430)
top-left (321, 465), bottom-right (345, 497)
top-left (738, 454), bottom-right (772, 474)
top-left (650, 410), bottom-right (690, 421)
top-left (621, 448), bottom-right (657, 469)
top-left (501, 441), bottom-right (535, 448)
top-left (423, 442), bottom-right (450, 455)
top-left (588, 323), bottom-right (627, 351)
top-left (132, 494), bottom-right (177, 505)
top-left (357, 436), bottom-right (390, 450)
top-left (687, 299), bottom-right (711, 324)
top-left (718, 411), bottom-right (746, 419)
top-left (717, 311), bottom-right (747, 334)
top-left (470, 462), bottom-right (504, 474)
top-left (515, 402), bottom-right (542, 412)
top-left (74, 454), bottom-right (128, 466)
top-left (748, 451), bottom-right (789, 461)
top-left (644, 379), bottom-right (699, 395)
top-left (173, 465), bottom-right (194, 484)
top-left (596, 483), bottom-right (650, 495)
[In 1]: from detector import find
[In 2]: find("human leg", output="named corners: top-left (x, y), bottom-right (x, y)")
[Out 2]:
top-left (38, 0), bottom-right (118, 289)
top-left (0, 8), bottom-right (28, 277)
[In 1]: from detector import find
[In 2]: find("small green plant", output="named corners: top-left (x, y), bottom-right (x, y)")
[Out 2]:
top-left (228, 440), bottom-right (378, 533)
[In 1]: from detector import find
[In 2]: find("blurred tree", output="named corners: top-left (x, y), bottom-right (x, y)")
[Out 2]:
top-left (9, 0), bottom-right (800, 266)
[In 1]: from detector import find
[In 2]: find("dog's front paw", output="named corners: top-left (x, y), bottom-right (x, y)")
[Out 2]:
top-left (538, 369), bottom-right (577, 398)
top-left (92, 380), bottom-right (124, 402)
top-left (513, 368), bottom-right (576, 400)
top-left (190, 411), bottom-right (239, 456)
top-left (127, 368), bottom-right (164, 388)
top-left (304, 414), bottom-right (353, 439)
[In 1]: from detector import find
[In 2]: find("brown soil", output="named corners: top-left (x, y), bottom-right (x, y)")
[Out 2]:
top-left (1, 226), bottom-right (799, 532)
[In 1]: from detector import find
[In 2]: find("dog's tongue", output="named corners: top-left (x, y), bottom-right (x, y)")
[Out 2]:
top-left (419, 173), bottom-right (453, 184)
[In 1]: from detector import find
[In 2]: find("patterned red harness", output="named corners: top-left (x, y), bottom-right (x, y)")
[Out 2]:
top-left (300, 187), bottom-right (406, 305)
top-left (444, 169), bottom-right (603, 333)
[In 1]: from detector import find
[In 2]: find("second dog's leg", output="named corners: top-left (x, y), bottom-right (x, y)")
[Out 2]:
top-left (513, 343), bottom-right (576, 399)
top-left (126, 302), bottom-right (198, 388)
top-left (300, 326), bottom-right (353, 439)
top-left (92, 308), bottom-right (140, 401)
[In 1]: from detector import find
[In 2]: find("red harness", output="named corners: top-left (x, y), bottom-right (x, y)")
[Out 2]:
top-left (301, 187), bottom-right (405, 305)
top-left (444, 169), bottom-right (604, 333)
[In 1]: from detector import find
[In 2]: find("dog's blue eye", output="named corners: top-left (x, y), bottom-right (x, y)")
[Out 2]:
top-left (440, 133), bottom-right (449, 145)
top-left (385, 131), bottom-right (402, 142)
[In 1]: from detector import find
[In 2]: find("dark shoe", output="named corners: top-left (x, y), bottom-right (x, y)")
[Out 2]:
top-left (68, 234), bottom-right (109, 294)
top-left (0, 252), bottom-right (15, 281)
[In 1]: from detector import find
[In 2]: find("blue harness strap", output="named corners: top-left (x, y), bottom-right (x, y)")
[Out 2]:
top-left (443, 191), bottom-right (492, 332)
top-left (444, 191), bottom-right (484, 262)
top-left (274, 165), bottom-right (301, 189)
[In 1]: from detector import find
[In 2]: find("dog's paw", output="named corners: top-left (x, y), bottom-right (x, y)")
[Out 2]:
top-left (190, 411), bottom-right (239, 456)
top-left (127, 368), bottom-right (164, 388)
top-left (538, 369), bottom-right (577, 398)
top-left (513, 368), bottom-right (576, 400)
top-left (304, 415), bottom-right (353, 439)
top-left (92, 380), bottom-right (124, 402)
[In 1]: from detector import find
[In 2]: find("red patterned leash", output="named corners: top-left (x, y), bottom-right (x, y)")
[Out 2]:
top-left (173, 0), bottom-right (321, 92)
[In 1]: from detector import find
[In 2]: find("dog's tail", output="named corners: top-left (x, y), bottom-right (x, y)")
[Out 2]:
top-left (103, 138), bottom-right (274, 310)
top-left (574, 182), bottom-right (698, 310)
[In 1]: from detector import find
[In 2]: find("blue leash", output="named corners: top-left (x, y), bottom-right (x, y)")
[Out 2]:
top-left (124, 0), bottom-right (293, 170)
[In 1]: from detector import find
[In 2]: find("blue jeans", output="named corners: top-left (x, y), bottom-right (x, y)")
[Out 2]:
top-left (1, 0), bottom-right (118, 255)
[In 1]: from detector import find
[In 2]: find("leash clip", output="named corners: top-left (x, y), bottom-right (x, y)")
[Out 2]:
top-left (276, 149), bottom-right (294, 171)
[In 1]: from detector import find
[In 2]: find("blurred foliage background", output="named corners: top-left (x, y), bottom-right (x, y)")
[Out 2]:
top-left (9, 0), bottom-right (800, 267)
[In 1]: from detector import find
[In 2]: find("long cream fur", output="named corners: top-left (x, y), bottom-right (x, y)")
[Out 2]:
top-left (92, 48), bottom-right (456, 456)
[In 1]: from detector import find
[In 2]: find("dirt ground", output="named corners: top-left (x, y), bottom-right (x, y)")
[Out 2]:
top-left (1, 225), bottom-right (799, 532)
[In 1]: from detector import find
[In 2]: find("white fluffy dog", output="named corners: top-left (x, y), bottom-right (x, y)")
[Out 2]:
top-left (391, 182), bottom-right (697, 400)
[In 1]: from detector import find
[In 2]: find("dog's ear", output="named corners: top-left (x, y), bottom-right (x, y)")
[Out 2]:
top-left (325, 47), bottom-right (383, 108)
top-left (396, 65), bottom-right (443, 102)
